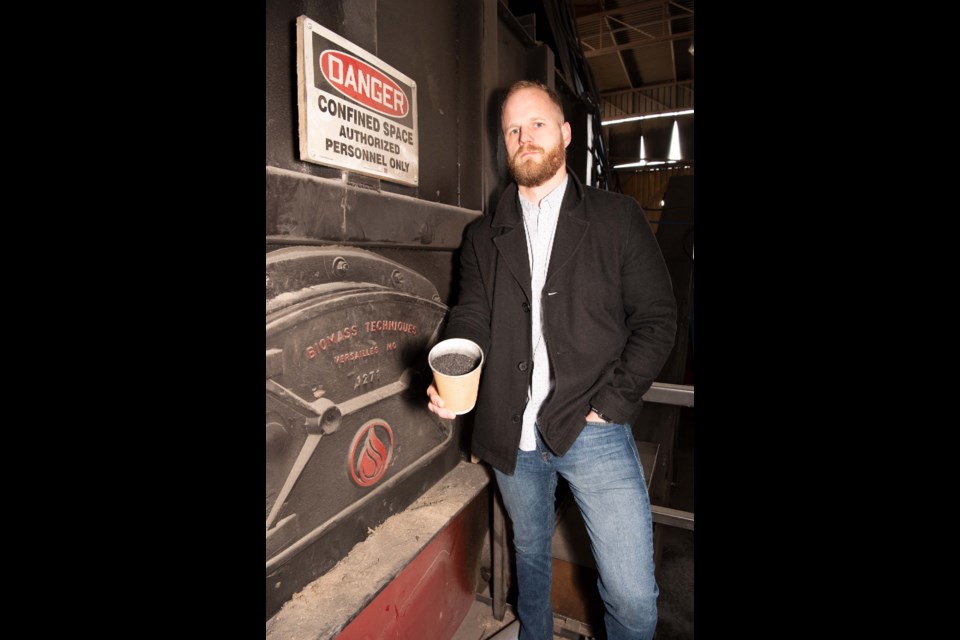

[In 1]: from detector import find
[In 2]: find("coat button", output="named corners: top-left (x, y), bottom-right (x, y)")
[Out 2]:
top-left (518, 361), bottom-right (528, 371)
top-left (511, 414), bottom-right (521, 423)
top-left (522, 302), bottom-right (530, 312)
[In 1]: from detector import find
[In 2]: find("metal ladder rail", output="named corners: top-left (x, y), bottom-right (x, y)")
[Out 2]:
top-left (643, 382), bottom-right (695, 531)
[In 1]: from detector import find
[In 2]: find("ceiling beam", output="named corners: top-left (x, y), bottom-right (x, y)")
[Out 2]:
top-left (583, 30), bottom-right (693, 58)
top-left (599, 81), bottom-right (694, 118)
top-left (576, 0), bottom-right (686, 21)
top-left (667, 2), bottom-right (677, 84)
top-left (599, 1), bottom-right (635, 89)
top-left (602, 80), bottom-right (693, 96)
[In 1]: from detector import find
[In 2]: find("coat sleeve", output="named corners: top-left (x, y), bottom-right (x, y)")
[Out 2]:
top-left (443, 220), bottom-right (493, 358)
top-left (590, 203), bottom-right (677, 422)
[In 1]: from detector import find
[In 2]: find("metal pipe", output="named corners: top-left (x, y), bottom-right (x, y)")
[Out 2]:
top-left (651, 504), bottom-right (694, 530)
top-left (643, 381), bottom-right (694, 407)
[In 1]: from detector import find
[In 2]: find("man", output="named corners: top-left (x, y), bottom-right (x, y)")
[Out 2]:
top-left (427, 80), bottom-right (676, 640)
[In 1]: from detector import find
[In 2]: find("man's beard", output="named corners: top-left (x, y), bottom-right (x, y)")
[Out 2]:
top-left (508, 140), bottom-right (566, 188)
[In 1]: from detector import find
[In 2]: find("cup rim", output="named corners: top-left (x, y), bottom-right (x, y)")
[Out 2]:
top-left (428, 338), bottom-right (484, 377)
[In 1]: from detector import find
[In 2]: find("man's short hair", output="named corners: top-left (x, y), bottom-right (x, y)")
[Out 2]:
top-left (501, 80), bottom-right (565, 121)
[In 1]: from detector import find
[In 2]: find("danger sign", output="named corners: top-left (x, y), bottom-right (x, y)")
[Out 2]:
top-left (296, 16), bottom-right (419, 186)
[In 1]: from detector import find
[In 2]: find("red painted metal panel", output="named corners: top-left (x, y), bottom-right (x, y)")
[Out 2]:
top-left (338, 499), bottom-right (481, 640)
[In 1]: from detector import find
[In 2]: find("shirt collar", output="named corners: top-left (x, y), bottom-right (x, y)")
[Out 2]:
top-left (518, 175), bottom-right (569, 215)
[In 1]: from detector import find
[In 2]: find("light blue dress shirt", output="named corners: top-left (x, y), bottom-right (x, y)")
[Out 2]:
top-left (518, 176), bottom-right (568, 451)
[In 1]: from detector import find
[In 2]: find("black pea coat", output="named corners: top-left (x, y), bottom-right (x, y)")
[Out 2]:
top-left (445, 170), bottom-right (677, 475)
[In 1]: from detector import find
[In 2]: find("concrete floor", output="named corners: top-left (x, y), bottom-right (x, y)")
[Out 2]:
top-left (451, 406), bottom-right (694, 640)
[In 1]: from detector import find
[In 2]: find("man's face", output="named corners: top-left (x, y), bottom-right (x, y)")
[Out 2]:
top-left (502, 88), bottom-right (572, 188)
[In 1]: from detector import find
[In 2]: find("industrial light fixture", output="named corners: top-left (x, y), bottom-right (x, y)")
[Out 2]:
top-left (668, 120), bottom-right (682, 161)
top-left (614, 160), bottom-right (685, 169)
top-left (611, 115), bottom-right (691, 170)
top-left (602, 109), bottom-right (694, 126)
top-left (613, 122), bottom-right (688, 170)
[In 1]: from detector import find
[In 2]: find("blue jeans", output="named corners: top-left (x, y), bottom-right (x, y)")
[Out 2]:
top-left (494, 422), bottom-right (659, 640)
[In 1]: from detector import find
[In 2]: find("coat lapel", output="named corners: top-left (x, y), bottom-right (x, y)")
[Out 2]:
top-left (493, 226), bottom-right (532, 302)
top-left (491, 187), bottom-right (532, 302)
top-left (490, 171), bottom-right (591, 301)
top-left (546, 175), bottom-right (588, 287)
top-left (546, 212), bottom-right (587, 287)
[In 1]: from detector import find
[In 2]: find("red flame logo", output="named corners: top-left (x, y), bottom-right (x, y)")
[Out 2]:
top-left (349, 420), bottom-right (394, 487)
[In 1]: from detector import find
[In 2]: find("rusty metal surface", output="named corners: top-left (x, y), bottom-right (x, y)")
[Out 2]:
top-left (266, 461), bottom-right (491, 639)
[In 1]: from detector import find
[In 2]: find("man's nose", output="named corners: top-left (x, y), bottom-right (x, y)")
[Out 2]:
top-left (518, 126), bottom-right (533, 144)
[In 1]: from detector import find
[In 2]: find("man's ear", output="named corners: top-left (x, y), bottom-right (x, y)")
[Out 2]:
top-left (562, 121), bottom-right (572, 148)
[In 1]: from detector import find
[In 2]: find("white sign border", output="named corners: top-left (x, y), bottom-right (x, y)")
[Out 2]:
top-left (296, 16), bottom-right (419, 187)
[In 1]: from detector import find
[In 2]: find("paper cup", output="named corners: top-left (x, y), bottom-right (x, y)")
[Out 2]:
top-left (428, 338), bottom-right (484, 415)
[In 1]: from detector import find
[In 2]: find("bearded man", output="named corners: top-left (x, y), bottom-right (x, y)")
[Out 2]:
top-left (428, 80), bottom-right (677, 640)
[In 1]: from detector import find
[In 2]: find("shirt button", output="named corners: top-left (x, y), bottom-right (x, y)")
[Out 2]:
top-left (511, 414), bottom-right (521, 423)
top-left (522, 302), bottom-right (530, 312)
top-left (518, 361), bottom-right (528, 371)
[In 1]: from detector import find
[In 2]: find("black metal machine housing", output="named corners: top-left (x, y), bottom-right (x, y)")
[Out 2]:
top-left (265, 246), bottom-right (458, 618)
